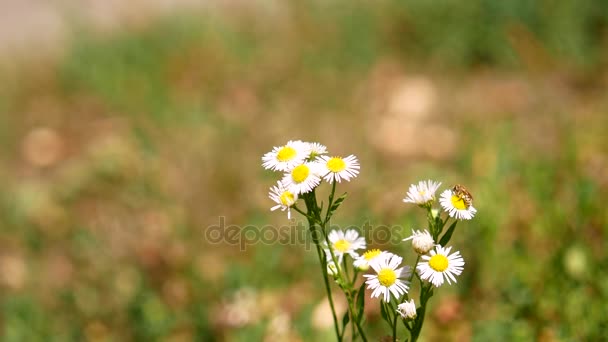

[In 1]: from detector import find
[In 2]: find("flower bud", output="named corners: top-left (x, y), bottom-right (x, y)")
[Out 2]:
top-left (397, 299), bottom-right (417, 319)
top-left (403, 229), bottom-right (435, 255)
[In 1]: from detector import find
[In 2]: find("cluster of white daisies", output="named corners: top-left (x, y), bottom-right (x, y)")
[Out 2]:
top-left (261, 142), bottom-right (476, 319)
top-left (403, 180), bottom-right (477, 220)
top-left (262, 140), bottom-right (360, 219)
top-left (324, 229), bottom-right (464, 306)
top-left (322, 180), bottom-right (474, 318)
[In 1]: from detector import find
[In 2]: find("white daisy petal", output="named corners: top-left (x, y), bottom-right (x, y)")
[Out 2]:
top-left (403, 180), bottom-right (441, 206)
top-left (281, 162), bottom-right (322, 195)
top-left (306, 142), bottom-right (328, 158)
top-left (262, 140), bottom-right (311, 172)
top-left (324, 229), bottom-right (366, 264)
top-left (317, 155), bottom-right (360, 183)
top-left (403, 229), bottom-right (435, 254)
top-left (397, 299), bottom-right (417, 319)
top-left (268, 181), bottom-right (298, 219)
top-left (353, 249), bottom-right (392, 271)
top-left (439, 187), bottom-right (477, 220)
top-left (364, 254), bottom-right (411, 302)
top-left (416, 245), bottom-right (465, 287)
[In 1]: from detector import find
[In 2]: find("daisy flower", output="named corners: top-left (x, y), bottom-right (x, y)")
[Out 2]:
top-left (439, 185), bottom-right (477, 220)
top-left (397, 299), bottom-right (417, 319)
top-left (262, 140), bottom-right (311, 172)
top-left (281, 162), bottom-right (322, 195)
top-left (306, 142), bottom-right (328, 159)
top-left (354, 249), bottom-right (392, 271)
top-left (363, 254), bottom-right (411, 302)
top-left (403, 229), bottom-right (435, 255)
top-left (417, 245), bottom-right (465, 287)
top-left (317, 155), bottom-right (360, 183)
top-left (403, 180), bottom-right (441, 206)
top-left (269, 181), bottom-right (298, 219)
top-left (325, 229), bottom-right (366, 263)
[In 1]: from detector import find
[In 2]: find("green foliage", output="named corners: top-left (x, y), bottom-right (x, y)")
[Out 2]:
top-left (0, 0), bottom-right (607, 341)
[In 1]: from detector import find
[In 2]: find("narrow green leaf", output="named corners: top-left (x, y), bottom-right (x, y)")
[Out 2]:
top-left (439, 221), bottom-right (458, 246)
top-left (434, 216), bottom-right (443, 236)
top-left (342, 311), bottom-right (350, 328)
top-left (328, 192), bottom-right (348, 218)
top-left (356, 282), bottom-right (366, 320)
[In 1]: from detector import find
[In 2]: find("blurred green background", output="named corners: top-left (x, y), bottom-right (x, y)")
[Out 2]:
top-left (1, 1), bottom-right (607, 341)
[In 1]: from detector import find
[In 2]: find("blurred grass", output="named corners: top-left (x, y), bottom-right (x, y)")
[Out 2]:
top-left (1, 1), bottom-right (607, 341)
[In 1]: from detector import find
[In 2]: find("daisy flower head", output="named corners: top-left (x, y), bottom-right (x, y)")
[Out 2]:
top-left (403, 229), bottom-right (435, 255)
top-left (439, 184), bottom-right (477, 220)
top-left (417, 245), bottom-right (465, 287)
top-left (397, 299), bottom-right (417, 320)
top-left (353, 249), bottom-right (392, 271)
top-left (403, 180), bottom-right (441, 206)
top-left (306, 142), bottom-right (328, 159)
top-left (363, 254), bottom-right (411, 302)
top-left (325, 229), bottom-right (366, 263)
top-left (269, 181), bottom-right (298, 219)
top-left (281, 162), bottom-right (322, 195)
top-left (262, 140), bottom-right (311, 172)
top-left (317, 155), bottom-right (360, 183)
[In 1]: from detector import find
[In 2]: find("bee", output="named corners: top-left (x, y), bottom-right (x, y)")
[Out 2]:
top-left (452, 184), bottom-right (473, 207)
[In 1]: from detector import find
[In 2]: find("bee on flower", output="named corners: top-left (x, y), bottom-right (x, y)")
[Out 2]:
top-left (439, 184), bottom-right (477, 220)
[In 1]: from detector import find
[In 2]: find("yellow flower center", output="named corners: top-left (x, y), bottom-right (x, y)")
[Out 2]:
top-left (334, 239), bottom-right (351, 253)
top-left (429, 254), bottom-right (449, 272)
top-left (363, 249), bottom-right (382, 260)
top-left (451, 195), bottom-right (467, 210)
top-left (277, 146), bottom-right (297, 162)
top-left (280, 191), bottom-right (295, 206)
top-left (291, 165), bottom-right (310, 183)
top-left (327, 157), bottom-right (346, 173)
top-left (378, 268), bottom-right (397, 287)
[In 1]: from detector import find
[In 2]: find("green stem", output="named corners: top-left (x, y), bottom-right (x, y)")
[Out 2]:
top-left (312, 219), bottom-right (342, 341)
top-left (302, 193), bottom-right (342, 341)
top-left (411, 284), bottom-right (433, 342)
top-left (324, 181), bottom-right (337, 224)
top-left (354, 315), bottom-right (368, 342)
top-left (392, 306), bottom-right (399, 342)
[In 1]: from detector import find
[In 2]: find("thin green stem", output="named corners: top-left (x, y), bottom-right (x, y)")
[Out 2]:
top-left (409, 256), bottom-right (420, 284)
top-left (354, 315), bottom-right (368, 342)
top-left (302, 192), bottom-right (342, 341)
top-left (324, 181), bottom-right (337, 224)
top-left (411, 284), bottom-right (433, 342)
top-left (311, 219), bottom-right (342, 341)
top-left (392, 308), bottom-right (399, 342)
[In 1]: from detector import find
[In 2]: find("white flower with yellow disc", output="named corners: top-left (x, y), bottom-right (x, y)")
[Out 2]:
top-left (317, 155), bottom-right (360, 183)
top-left (262, 140), bottom-right (311, 172)
top-left (269, 181), bottom-right (298, 219)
